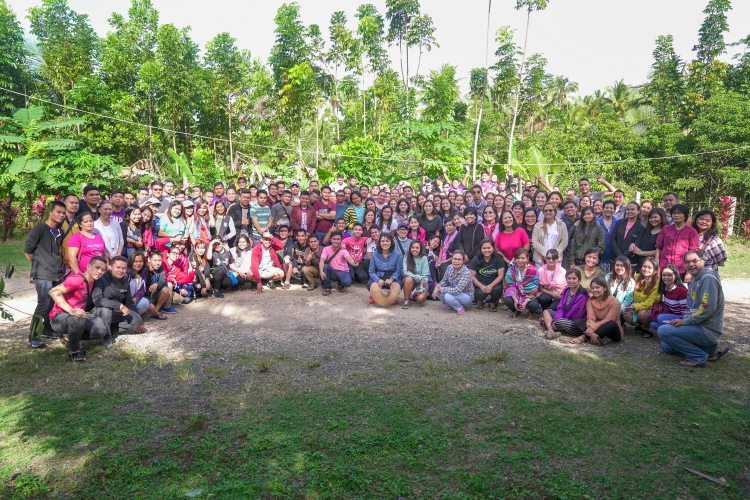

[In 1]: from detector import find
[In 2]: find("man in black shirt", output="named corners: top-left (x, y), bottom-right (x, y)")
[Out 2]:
top-left (75, 185), bottom-right (100, 220)
top-left (90, 256), bottom-right (143, 335)
top-left (24, 200), bottom-right (67, 347)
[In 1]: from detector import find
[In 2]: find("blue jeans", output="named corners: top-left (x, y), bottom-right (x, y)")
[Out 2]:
top-left (438, 292), bottom-right (472, 312)
top-left (135, 297), bottom-right (151, 315)
top-left (31, 278), bottom-right (59, 340)
top-left (657, 324), bottom-right (717, 365)
top-left (322, 265), bottom-right (352, 290)
top-left (650, 313), bottom-right (681, 332)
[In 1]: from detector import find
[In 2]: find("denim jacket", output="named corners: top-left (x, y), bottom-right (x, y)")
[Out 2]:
top-left (368, 251), bottom-right (404, 282)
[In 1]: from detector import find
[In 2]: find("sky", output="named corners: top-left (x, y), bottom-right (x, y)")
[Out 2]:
top-left (6, 0), bottom-right (750, 96)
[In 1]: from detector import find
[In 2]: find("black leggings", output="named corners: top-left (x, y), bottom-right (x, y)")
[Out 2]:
top-left (573, 319), bottom-right (622, 342)
top-left (474, 284), bottom-right (504, 304)
top-left (349, 260), bottom-right (370, 283)
top-left (211, 268), bottom-right (246, 290)
top-left (503, 296), bottom-right (542, 314)
top-left (538, 293), bottom-right (559, 311)
top-left (438, 261), bottom-right (451, 282)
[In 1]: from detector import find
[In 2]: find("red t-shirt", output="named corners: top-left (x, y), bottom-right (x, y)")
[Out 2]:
top-left (313, 200), bottom-right (335, 233)
top-left (50, 274), bottom-right (92, 319)
top-left (494, 228), bottom-right (530, 261)
top-left (342, 237), bottom-right (365, 263)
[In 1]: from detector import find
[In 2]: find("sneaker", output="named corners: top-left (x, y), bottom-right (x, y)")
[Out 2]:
top-left (443, 304), bottom-right (452, 309)
top-left (368, 296), bottom-right (375, 304)
top-left (213, 290), bottom-right (225, 298)
top-left (283, 282), bottom-right (291, 290)
top-left (457, 307), bottom-right (466, 315)
top-left (41, 330), bottom-right (63, 339)
top-left (266, 281), bottom-right (276, 290)
top-left (160, 307), bottom-right (178, 314)
top-left (29, 339), bottom-right (47, 348)
top-left (250, 282), bottom-right (258, 291)
top-left (182, 296), bottom-right (193, 304)
top-left (402, 300), bottom-right (410, 309)
top-left (302, 282), bottom-right (309, 289)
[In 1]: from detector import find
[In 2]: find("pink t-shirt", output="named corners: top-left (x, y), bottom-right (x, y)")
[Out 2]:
top-left (321, 245), bottom-right (351, 272)
top-left (50, 274), bottom-right (91, 319)
top-left (342, 237), bottom-right (365, 263)
top-left (494, 228), bottom-right (530, 261)
top-left (68, 232), bottom-right (106, 271)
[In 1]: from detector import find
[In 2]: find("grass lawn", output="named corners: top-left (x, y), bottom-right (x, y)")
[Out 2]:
top-left (0, 238), bottom-right (29, 276)
top-left (0, 343), bottom-right (748, 499)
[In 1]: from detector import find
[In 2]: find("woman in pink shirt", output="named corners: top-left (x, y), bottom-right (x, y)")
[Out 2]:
top-left (67, 212), bottom-right (106, 274)
top-left (655, 204), bottom-right (699, 281)
top-left (494, 211), bottom-right (530, 266)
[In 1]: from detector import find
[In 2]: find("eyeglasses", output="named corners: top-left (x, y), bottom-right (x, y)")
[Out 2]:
top-left (543, 209), bottom-right (555, 213)
top-left (472, 191), bottom-right (481, 194)
top-left (546, 256), bottom-right (558, 260)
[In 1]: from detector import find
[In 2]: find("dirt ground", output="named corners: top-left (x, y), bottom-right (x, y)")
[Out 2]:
top-left (1, 280), bottom-right (748, 370)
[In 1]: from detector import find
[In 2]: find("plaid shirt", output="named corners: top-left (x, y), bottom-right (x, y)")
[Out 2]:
top-left (437, 265), bottom-right (474, 299)
top-left (699, 234), bottom-right (727, 271)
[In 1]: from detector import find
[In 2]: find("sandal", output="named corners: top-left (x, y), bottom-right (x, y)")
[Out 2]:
top-left (570, 335), bottom-right (586, 345)
top-left (68, 350), bottom-right (87, 362)
top-left (322, 289), bottom-right (331, 296)
top-left (488, 303), bottom-right (497, 313)
top-left (307, 285), bottom-right (317, 292)
top-left (707, 346), bottom-right (730, 362)
top-left (475, 301), bottom-right (484, 309)
top-left (153, 314), bottom-right (168, 320)
top-left (679, 360), bottom-right (708, 368)
top-left (338, 285), bottom-right (346, 293)
top-left (641, 331), bottom-right (654, 338)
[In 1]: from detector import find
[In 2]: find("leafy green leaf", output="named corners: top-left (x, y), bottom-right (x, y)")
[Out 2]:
top-left (42, 139), bottom-right (79, 151)
top-left (0, 135), bottom-right (24, 144)
top-left (12, 107), bottom-right (44, 127)
top-left (8, 155), bottom-right (28, 175)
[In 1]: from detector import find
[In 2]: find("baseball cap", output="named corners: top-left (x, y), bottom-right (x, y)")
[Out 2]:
top-left (182, 200), bottom-right (195, 208)
top-left (140, 197), bottom-right (161, 207)
top-left (290, 180), bottom-right (300, 187)
top-left (397, 222), bottom-right (408, 229)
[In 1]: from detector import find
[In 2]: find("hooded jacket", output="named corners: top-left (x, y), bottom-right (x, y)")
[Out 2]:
top-left (91, 271), bottom-right (136, 311)
top-left (683, 267), bottom-right (724, 342)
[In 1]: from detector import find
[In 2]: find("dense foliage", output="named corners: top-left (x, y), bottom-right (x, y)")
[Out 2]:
top-left (0, 0), bottom-right (749, 216)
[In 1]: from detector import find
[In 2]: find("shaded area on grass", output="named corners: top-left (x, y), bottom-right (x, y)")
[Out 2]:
top-left (1, 344), bottom-right (749, 499)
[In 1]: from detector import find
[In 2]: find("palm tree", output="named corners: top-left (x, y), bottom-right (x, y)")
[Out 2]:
top-left (549, 76), bottom-right (578, 109)
top-left (604, 79), bottom-right (635, 116)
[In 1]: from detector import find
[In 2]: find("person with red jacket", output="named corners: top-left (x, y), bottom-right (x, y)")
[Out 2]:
top-left (251, 231), bottom-right (285, 292)
top-left (156, 237), bottom-right (196, 303)
top-left (290, 190), bottom-right (317, 234)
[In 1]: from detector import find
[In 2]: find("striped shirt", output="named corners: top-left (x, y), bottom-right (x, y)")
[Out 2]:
top-left (662, 285), bottom-right (688, 315)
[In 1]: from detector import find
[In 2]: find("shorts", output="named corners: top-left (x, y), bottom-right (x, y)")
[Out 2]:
top-left (259, 267), bottom-right (283, 279)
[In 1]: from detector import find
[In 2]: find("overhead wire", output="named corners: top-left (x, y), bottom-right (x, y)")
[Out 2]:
top-left (2, 86), bottom-right (749, 168)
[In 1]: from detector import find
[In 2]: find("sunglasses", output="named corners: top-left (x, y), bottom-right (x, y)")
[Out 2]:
top-left (543, 209), bottom-right (555, 213)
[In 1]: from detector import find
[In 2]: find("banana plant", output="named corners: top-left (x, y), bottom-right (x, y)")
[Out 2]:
top-left (168, 148), bottom-right (195, 185)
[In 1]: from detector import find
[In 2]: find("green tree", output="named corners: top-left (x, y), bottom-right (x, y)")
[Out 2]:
top-left (422, 64), bottom-right (460, 123)
top-left (269, 2), bottom-right (310, 92)
top-left (0, 1), bottom-right (27, 111)
top-left (28, 0), bottom-right (99, 106)
top-left (642, 35), bottom-right (685, 123)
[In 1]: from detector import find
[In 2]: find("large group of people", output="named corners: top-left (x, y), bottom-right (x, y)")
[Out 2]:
top-left (23, 169), bottom-right (730, 368)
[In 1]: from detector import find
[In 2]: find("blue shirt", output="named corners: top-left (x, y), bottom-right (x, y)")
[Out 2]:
top-left (368, 251), bottom-right (404, 282)
top-left (597, 216), bottom-right (616, 263)
top-left (335, 202), bottom-right (351, 221)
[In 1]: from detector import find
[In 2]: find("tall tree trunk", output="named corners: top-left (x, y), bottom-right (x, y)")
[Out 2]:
top-left (473, 0), bottom-right (492, 184)
top-left (297, 108), bottom-right (303, 169)
top-left (334, 65), bottom-right (340, 143)
top-left (148, 95), bottom-right (153, 160)
top-left (315, 111), bottom-right (320, 168)
top-left (362, 68), bottom-right (367, 136)
top-left (398, 40), bottom-right (406, 87)
top-left (508, 8), bottom-right (531, 166)
top-left (227, 93), bottom-right (234, 170)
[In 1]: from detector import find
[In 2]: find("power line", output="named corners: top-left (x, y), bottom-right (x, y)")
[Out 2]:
top-left (2, 86), bottom-right (749, 168)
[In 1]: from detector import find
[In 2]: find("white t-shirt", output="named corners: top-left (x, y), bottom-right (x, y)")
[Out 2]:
top-left (543, 221), bottom-right (558, 252)
top-left (230, 248), bottom-right (252, 273)
top-left (93, 219), bottom-right (123, 255)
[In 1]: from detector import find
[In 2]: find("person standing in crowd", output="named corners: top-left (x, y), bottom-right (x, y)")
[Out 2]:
top-left (228, 188), bottom-right (253, 241)
top-left (211, 199), bottom-right (235, 247)
top-left (60, 194), bottom-right (80, 274)
top-left (470, 239), bottom-right (505, 312)
top-left (49, 256), bottom-right (112, 362)
top-left (609, 201), bottom-right (644, 269)
top-left (291, 190), bottom-right (316, 235)
top-left (110, 190), bottom-right (126, 223)
top-left (542, 268), bottom-right (589, 340)
top-left (503, 248), bottom-right (541, 317)
top-left (250, 191), bottom-right (273, 245)
top-left (24, 200), bottom-right (67, 348)
top-left (121, 205), bottom-right (144, 258)
top-left (67, 213), bottom-right (106, 275)
top-left (94, 201), bottom-right (124, 260)
top-left (494, 210), bottom-right (529, 266)
top-left (402, 240), bottom-right (430, 308)
top-left (521, 207), bottom-right (537, 241)
top-left (662, 192), bottom-right (679, 222)
top-left (578, 175), bottom-right (616, 202)
top-left (570, 276), bottom-right (622, 345)
top-left (314, 186), bottom-right (336, 242)
top-left (612, 190), bottom-right (626, 220)
top-left (433, 250), bottom-right (474, 314)
top-left (629, 208), bottom-right (667, 273)
top-left (76, 185), bottom-right (101, 219)
top-left (567, 207), bottom-right (605, 266)
top-left (270, 189), bottom-right (294, 234)
top-left (418, 199), bottom-right (444, 239)
top-left (655, 204), bottom-right (699, 282)
top-left (658, 250), bottom-right (728, 367)
top-left (319, 231), bottom-right (357, 295)
top-left (457, 208), bottom-right (484, 264)
top-left (597, 200), bottom-right (617, 273)
top-left (334, 190), bottom-right (350, 221)
top-left (481, 206), bottom-right (499, 240)
top-left (343, 192), bottom-right (365, 229)
top-left (90, 255), bottom-right (144, 335)
top-left (692, 209), bottom-right (727, 273)
top-left (531, 203), bottom-right (568, 269)
top-left (467, 186), bottom-right (488, 215)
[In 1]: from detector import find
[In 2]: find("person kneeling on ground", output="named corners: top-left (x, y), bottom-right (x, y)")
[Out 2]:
top-left (91, 255), bottom-right (144, 335)
top-left (49, 256), bottom-right (113, 362)
top-left (251, 231), bottom-right (286, 292)
top-left (433, 250), bottom-right (474, 314)
top-left (368, 233), bottom-right (404, 306)
top-left (503, 248), bottom-right (541, 318)
top-left (542, 267), bottom-right (588, 340)
top-left (320, 231), bottom-right (358, 295)
top-left (571, 276), bottom-right (622, 345)
top-left (657, 250), bottom-right (729, 368)
top-left (402, 240), bottom-right (430, 308)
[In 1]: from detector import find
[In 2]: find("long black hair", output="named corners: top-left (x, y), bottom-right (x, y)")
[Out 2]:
top-left (692, 209), bottom-right (719, 241)
top-left (573, 206), bottom-right (596, 242)
top-left (406, 240), bottom-right (424, 274)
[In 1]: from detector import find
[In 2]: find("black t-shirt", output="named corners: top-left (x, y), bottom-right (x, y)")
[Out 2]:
top-left (418, 213), bottom-right (444, 239)
top-left (469, 253), bottom-right (506, 286)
